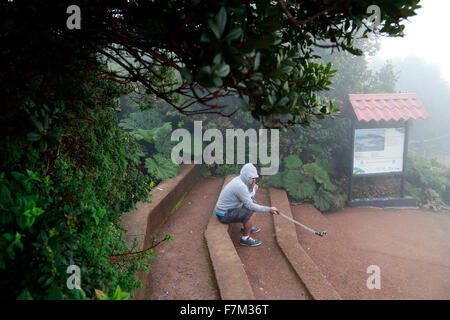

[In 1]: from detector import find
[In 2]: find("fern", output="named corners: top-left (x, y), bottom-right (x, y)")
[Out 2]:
top-left (134, 122), bottom-right (171, 143)
top-left (312, 186), bottom-right (335, 211)
top-left (215, 164), bottom-right (241, 176)
top-left (118, 109), bottom-right (163, 132)
top-left (153, 122), bottom-right (176, 159)
top-left (135, 127), bottom-right (158, 143)
top-left (302, 162), bottom-right (336, 192)
top-left (283, 170), bottom-right (316, 201)
top-left (270, 171), bottom-right (285, 188)
top-left (316, 158), bottom-right (334, 172)
top-left (145, 153), bottom-right (179, 181)
top-left (284, 155), bottom-right (303, 169)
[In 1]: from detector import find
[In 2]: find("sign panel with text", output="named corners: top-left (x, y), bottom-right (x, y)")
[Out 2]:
top-left (353, 128), bottom-right (405, 175)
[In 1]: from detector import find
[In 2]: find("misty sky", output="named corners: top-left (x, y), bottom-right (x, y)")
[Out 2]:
top-left (374, 0), bottom-right (450, 83)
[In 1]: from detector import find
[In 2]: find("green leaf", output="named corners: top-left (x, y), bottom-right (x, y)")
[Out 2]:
top-left (208, 20), bottom-right (221, 39)
top-left (280, 64), bottom-right (293, 74)
top-left (46, 285), bottom-right (65, 300)
top-left (32, 119), bottom-right (43, 132)
top-left (145, 154), bottom-right (179, 181)
top-left (67, 289), bottom-right (87, 300)
top-left (153, 122), bottom-right (175, 158)
top-left (215, 64), bottom-right (230, 78)
top-left (284, 155), bottom-right (303, 169)
top-left (3, 233), bottom-right (13, 242)
top-left (199, 65), bottom-right (212, 76)
top-left (26, 132), bottom-right (41, 142)
top-left (213, 54), bottom-right (222, 66)
top-left (270, 171), bottom-right (285, 188)
top-left (224, 28), bottom-right (242, 41)
top-left (200, 31), bottom-right (212, 43)
top-left (302, 162), bottom-right (335, 191)
top-left (284, 170), bottom-right (316, 201)
top-left (250, 73), bottom-right (263, 81)
top-left (278, 96), bottom-right (289, 107)
top-left (313, 186), bottom-right (335, 211)
top-left (213, 77), bottom-right (223, 86)
top-left (215, 7), bottom-right (227, 37)
top-left (1, 185), bottom-right (13, 206)
top-left (136, 128), bottom-right (157, 144)
top-left (254, 52), bottom-right (261, 70)
top-left (17, 289), bottom-right (33, 300)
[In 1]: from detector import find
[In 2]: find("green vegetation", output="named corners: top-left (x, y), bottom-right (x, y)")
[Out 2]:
top-left (2, 0), bottom-right (418, 127)
top-left (270, 155), bottom-right (341, 211)
top-left (406, 156), bottom-right (450, 211)
top-left (0, 77), bottom-right (164, 299)
top-left (0, 0), bottom-right (422, 299)
top-left (171, 193), bottom-right (188, 215)
top-left (118, 107), bottom-right (180, 181)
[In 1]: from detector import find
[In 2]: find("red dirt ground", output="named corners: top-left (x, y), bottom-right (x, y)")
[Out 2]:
top-left (292, 204), bottom-right (450, 299)
top-left (143, 177), bottom-right (223, 300)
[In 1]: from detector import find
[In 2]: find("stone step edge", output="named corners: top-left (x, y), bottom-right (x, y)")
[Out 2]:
top-left (269, 187), bottom-right (342, 300)
top-left (204, 175), bottom-right (255, 300)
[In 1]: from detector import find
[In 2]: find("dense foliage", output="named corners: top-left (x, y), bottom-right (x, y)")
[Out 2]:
top-left (270, 155), bottom-right (343, 211)
top-left (0, 57), bottom-right (166, 299)
top-left (118, 101), bottom-right (179, 181)
top-left (407, 156), bottom-right (450, 211)
top-left (1, 0), bottom-right (420, 128)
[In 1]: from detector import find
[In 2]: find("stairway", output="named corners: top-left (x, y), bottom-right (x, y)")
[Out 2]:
top-left (204, 177), bottom-right (339, 300)
top-left (227, 187), bottom-right (311, 299)
top-left (140, 174), bottom-right (342, 300)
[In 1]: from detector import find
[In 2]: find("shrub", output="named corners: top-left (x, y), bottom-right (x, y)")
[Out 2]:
top-left (406, 155), bottom-right (450, 210)
top-left (0, 64), bottom-right (173, 299)
top-left (270, 155), bottom-right (343, 212)
top-left (119, 109), bottom-right (179, 182)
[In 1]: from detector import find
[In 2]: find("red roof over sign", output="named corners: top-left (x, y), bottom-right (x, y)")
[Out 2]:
top-left (348, 93), bottom-right (429, 122)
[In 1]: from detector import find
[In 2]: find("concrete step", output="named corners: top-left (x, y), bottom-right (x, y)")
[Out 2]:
top-left (206, 177), bottom-right (310, 300)
top-left (204, 175), bottom-right (255, 300)
top-left (227, 188), bottom-right (311, 299)
top-left (269, 188), bottom-right (342, 300)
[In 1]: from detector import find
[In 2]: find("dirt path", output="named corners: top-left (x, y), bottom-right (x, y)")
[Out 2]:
top-left (292, 204), bottom-right (450, 299)
top-left (229, 189), bottom-right (310, 300)
top-left (144, 177), bottom-right (224, 300)
top-left (326, 207), bottom-right (450, 299)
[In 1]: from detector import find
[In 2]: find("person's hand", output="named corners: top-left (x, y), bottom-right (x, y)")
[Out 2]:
top-left (269, 207), bottom-right (279, 215)
top-left (253, 184), bottom-right (259, 192)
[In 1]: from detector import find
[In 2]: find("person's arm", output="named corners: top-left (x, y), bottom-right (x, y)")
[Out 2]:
top-left (235, 185), bottom-right (269, 212)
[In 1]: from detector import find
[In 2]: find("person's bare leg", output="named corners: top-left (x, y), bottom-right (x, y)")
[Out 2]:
top-left (243, 212), bottom-right (255, 236)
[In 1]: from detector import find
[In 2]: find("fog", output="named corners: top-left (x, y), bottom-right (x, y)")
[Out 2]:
top-left (361, 0), bottom-right (450, 163)
top-left (367, 54), bottom-right (450, 163)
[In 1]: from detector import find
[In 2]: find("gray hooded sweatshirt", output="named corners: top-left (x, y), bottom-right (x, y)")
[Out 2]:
top-left (215, 163), bottom-right (270, 214)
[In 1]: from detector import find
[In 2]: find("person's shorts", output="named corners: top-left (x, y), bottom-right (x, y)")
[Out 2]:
top-left (217, 207), bottom-right (253, 225)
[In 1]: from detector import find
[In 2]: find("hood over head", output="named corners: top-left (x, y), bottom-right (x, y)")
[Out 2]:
top-left (239, 163), bottom-right (259, 185)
